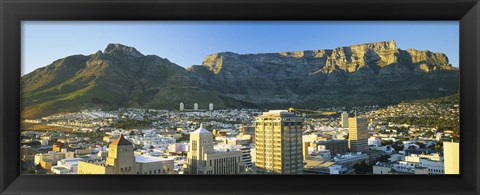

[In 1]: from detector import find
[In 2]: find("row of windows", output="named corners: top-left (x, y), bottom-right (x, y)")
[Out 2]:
top-left (120, 167), bottom-right (132, 173)
top-left (213, 157), bottom-right (239, 174)
top-left (256, 122), bottom-right (303, 126)
top-left (191, 141), bottom-right (197, 151)
top-left (137, 168), bottom-right (170, 174)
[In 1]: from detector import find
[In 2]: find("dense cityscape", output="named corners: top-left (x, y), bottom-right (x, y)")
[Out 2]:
top-left (20, 95), bottom-right (460, 175)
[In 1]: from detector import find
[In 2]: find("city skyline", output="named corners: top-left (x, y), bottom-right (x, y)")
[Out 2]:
top-left (22, 21), bottom-right (459, 75)
top-left (20, 21), bottom-right (460, 175)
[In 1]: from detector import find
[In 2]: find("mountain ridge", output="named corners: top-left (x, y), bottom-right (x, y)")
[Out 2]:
top-left (21, 41), bottom-right (459, 118)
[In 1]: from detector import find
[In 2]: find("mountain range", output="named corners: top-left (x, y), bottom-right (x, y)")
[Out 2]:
top-left (21, 40), bottom-right (459, 118)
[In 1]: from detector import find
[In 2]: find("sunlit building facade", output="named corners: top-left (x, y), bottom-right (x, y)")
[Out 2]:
top-left (444, 142), bottom-right (460, 174)
top-left (254, 110), bottom-right (303, 174)
top-left (187, 124), bottom-right (244, 174)
top-left (348, 117), bottom-right (368, 153)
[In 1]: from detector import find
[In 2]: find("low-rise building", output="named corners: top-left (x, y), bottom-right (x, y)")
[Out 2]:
top-left (51, 166), bottom-right (70, 174)
top-left (373, 162), bottom-right (392, 174)
top-left (135, 155), bottom-right (174, 174)
top-left (186, 124), bottom-right (245, 174)
top-left (419, 158), bottom-right (444, 175)
top-left (78, 135), bottom-right (174, 175)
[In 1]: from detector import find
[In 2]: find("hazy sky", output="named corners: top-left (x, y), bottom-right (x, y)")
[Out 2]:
top-left (22, 21), bottom-right (459, 75)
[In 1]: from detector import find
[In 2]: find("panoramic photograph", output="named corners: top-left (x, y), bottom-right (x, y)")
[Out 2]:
top-left (20, 21), bottom-right (459, 175)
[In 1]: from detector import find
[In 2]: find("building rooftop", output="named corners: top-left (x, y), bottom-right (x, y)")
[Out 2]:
top-left (374, 162), bottom-right (392, 167)
top-left (59, 158), bottom-right (84, 165)
top-left (191, 123), bottom-right (211, 134)
top-left (260, 110), bottom-right (296, 117)
top-left (135, 155), bottom-right (172, 163)
top-left (51, 166), bottom-right (69, 171)
top-left (110, 134), bottom-right (132, 146)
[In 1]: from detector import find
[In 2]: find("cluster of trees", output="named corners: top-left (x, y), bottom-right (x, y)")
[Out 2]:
top-left (113, 119), bottom-right (152, 129)
top-left (176, 133), bottom-right (189, 143)
top-left (83, 131), bottom-right (106, 144)
top-left (390, 92), bottom-right (460, 134)
top-left (386, 116), bottom-right (459, 134)
top-left (410, 91), bottom-right (459, 105)
top-left (353, 161), bottom-right (372, 174)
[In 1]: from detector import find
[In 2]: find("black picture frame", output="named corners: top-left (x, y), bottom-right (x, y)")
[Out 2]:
top-left (1, 0), bottom-right (479, 194)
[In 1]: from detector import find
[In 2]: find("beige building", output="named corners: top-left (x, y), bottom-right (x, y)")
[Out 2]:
top-left (444, 142), bottom-right (460, 174)
top-left (187, 124), bottom-right (244, 174)
top-left (255, 110), bottom-right (303, 174)
top-left (302, 140), bottom-right (348, 160)
top-left (348, 117), bottom-right (368, 153)
top-left (104, 134), bottom-right (136, 174)
top-left (341, 112), bottom-right (349, 128)
top-left (78, 135), bottom-right (174, 175)
top-left (135, 155), bottom-right (174, 174)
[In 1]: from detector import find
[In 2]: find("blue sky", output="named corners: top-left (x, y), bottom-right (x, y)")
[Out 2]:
top-left (22, 21), bottom-right (459, 75)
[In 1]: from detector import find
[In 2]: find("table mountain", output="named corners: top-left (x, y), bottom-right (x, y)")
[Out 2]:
top-left (187, 40), bottom-right (458, 108)
top-left (22, 41), bottom-right (459, 118)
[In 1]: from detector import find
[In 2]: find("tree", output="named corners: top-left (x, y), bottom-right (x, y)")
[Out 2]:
top-left (424, 130), bottom-right (434, 138)
top-left (177, 134), bottom-right (189, 143)
top-left (353, 161), bottom-right (372, 174)
top-left (381, 140), bottom-right (393, 146)
top-left (392, 143), bottom-right (404, 151)
top-left (376, 155), bottom-right (390, 163)
top-left (415, 142), bottom-right (426, 149)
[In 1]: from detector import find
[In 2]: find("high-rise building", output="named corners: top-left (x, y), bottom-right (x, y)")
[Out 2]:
top-left (209, 103), bottom-right (213, 111)
top-left (187, 124), bottom-right (244, 174)
top-left (443, 141), bottom-right (459, 174)
top-left (194, 103), bottom-right (198, 111)
top-left (180, 102), bottom-right (184, 111)
top-left (348, 117), bottom-right (368, 153)
top-left (254, 110), bottom-right (303, 174)
top-left (341, 112), bottom-right (349, 128)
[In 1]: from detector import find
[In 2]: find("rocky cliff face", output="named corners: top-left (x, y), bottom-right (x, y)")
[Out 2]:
top-left (188, 40), bottom-right (458, 107)
top-left (22, 41), bottom-right (459, 118)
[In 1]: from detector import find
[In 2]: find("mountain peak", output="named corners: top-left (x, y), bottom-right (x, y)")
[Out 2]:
top-left (104, 43), bottom-right (143, 57)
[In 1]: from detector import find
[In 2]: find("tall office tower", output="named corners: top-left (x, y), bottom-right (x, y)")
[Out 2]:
top-left (341, 112), bottom-right (349, 128)
top-left (209, 103), bottom-right (213, 111)
top-left (194, 103), bottom-right (198, 111)
top-left (348, 117), bottom-right (369, 153)
top-left (180, 102), bottom-right (184, 111)
top-left (105, 134), bottom-right (135, 174)
top-left (187, 124), bottom-right (244, 174)
top-left (254, 110), bottom-right (304, 174)
top-left (443, 142), bottom-right (459, 174)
